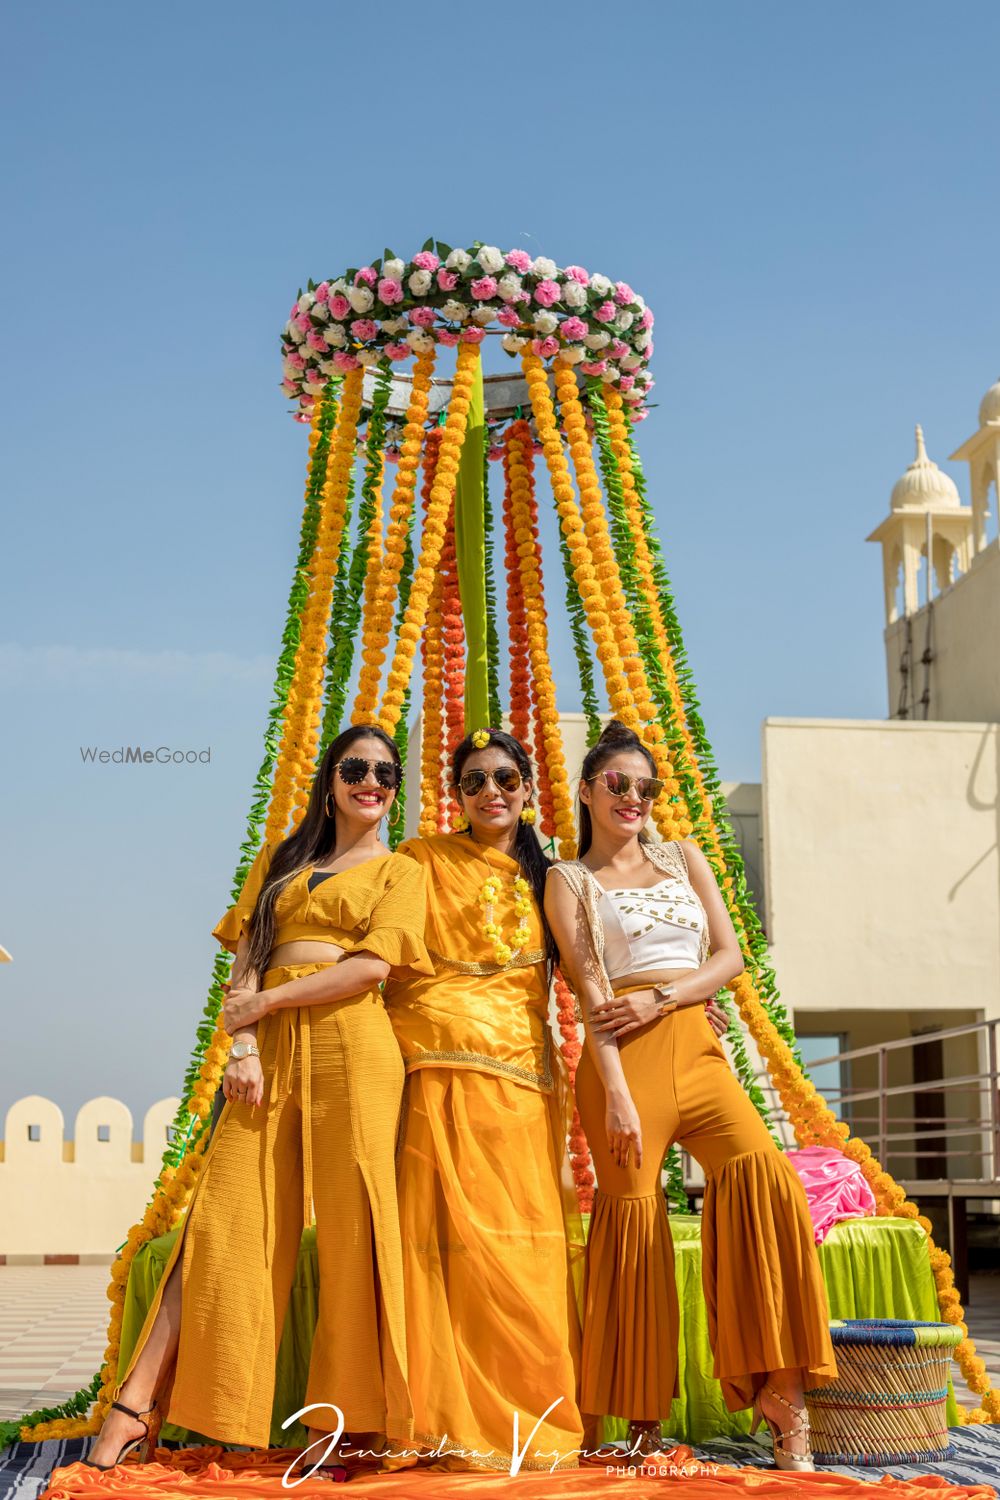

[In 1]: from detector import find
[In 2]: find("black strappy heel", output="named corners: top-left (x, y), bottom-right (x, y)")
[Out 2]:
top-left (81, 1399), bottom-right (162, 1470)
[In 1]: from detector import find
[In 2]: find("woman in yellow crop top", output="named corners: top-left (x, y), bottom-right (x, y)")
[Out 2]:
top-left (382, 728), bottom-right (584, 1473)
top-left (84, 725), bottom-right (433, 1472)
top-left (545, 720), bottom-right (835, 1471)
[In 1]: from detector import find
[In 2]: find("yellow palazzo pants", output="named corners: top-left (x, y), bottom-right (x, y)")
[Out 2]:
top-left (575, 1002), bottom-right (837, 1421)
top-left (397, 1067), bottom-right (585, 1471)
top-left (115, 963), bottom-right (411, 1449)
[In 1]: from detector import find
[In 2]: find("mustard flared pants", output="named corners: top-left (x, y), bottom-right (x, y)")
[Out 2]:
top-left (575, 1003), bottom-right (837, 1420)
top-left (115, 963), bottom-right (411, 1449)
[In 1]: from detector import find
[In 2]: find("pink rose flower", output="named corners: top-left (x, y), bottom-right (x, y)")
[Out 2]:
top-left (565, 265), bottom-right (589, 284)
top-left (386, 341), bottom-right (411, 360)
top-left (614, 281), bottom-right (635, 305)
top-left (409, 306), bottom-right (437, 327)
top-left (295, 313), bottom-right (312, 332)
top-left (281, 378), bottom-right (298, 395)
top-left (333, 350), bottom-right (360, 371)
top-left (531, 336), bottom-right (560, 359)
top-left (580, 360), bottom-right (608, 377)
top-left (436, 329), bottom-right (460, 346)
top-left (632, 406), bottom-right (648, 421)
top-left (378, 277), bottom-right (404, 305)
top-left (315, 282), bottom-right (330, 301)
top-left (287, 351), bottom-right (306, 370)
top-left (505, 249), bottom-right (532, 272)
top-left (619, 374), bottom-right (635, 391)
top-left (328, 294), bottom-right (350, 320)
top-left (594, 301), bottom-right (616, 323)
top-left (640, 307), bottom-right (655, 329)
top-left (350, 319), bottom-right (378, 341)
top-left (355, 266), bottom-right (378, 286)
top-left (462, 326), bottom-right (485, 344)
top-left (306, 331), bottom-right (327, 351)
top-left (497, 306), bottom-right (522, 328)
top-left (412, 250), bottom-right (440, 271)
top-left (645, 340), bottom-right (655, 359)
top-left (534, 279), bottom-right (561, 307)
top-left (437, 268), bottom-right (459, 291)
top-left (562, 316), bottom-right (588, 341)
top-left (471, 276), bottom-right (498, 300)
top-left (610, 339), bottom-right (630, 360)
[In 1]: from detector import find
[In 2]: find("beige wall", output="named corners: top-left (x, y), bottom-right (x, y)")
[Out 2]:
top-left (762, 716), bottom-right (1000, 1024)
top-left (884, 537), bottom-right (1000, 723)
top-left (0, 1095), bottom-right (179, 1258)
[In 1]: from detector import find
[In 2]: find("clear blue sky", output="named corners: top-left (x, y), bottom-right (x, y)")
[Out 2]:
top-left (2, 1), bottom-right (998, 1123)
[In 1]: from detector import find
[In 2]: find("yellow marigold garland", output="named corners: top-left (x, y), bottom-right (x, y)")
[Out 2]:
top-left (352, 348), bottom-right (436, 722)
top-left (267, 365), bottom-right (364, 837)
top-left (504, 421), bottom-right (577, 859)
top-left (378, 343), bottom-right (480, 736)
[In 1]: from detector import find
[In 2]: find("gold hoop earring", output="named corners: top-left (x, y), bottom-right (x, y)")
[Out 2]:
top-left (389, 799), bottom-right (403, 830)
top-left (324, 792), bottom-right (336, 818)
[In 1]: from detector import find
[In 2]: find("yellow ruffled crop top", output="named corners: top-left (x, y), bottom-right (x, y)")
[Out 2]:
top-left (212, 840), bottom-right (435, 977)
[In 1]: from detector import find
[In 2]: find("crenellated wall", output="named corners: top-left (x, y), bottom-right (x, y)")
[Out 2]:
top-left (0, 1095), bottom-right (180, 1260)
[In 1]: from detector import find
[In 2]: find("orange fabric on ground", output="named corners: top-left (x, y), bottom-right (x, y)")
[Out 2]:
top-left (382, 832), bottom-right (584, 1471)
top-left (42, 1444), bottom-right (998, 1499)
top-left (576, 1003), bottom-right (837, 1419)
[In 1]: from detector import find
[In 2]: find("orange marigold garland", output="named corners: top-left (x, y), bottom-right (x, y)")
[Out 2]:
top-left (378, 343), bottom-right (480, 737)
top-left (353, 347), bottom-right (437, 722)
top-left (267, 364), bottom-right (365, 837)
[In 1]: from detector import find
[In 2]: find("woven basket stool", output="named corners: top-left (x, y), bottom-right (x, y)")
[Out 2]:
top-left (804, 1318), bottom-right (961, 1467)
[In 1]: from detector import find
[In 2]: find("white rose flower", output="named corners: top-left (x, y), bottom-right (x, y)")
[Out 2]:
top-left (304, 376), bottom-right (326, 393)
top-left (600, 367), bottom-right (619, 384)
top-left (558, 345), bottom-right (586, 365)
top-left (297, 292), bottom-right (315, 312)
top-left (311, 300), bottom-right (329, 321)
top-left (502, 332), bottom-right (529, 354)
top-left (382, 316), bottom-right (408, 333)
top-left (441, 300), bottom-right (468, 323)
top-left (446, 249), bottom-right (472, 271)
top-left (634, 293), bottom-right (646, 312)
top-left (330, 278), bottom-right (348, 295)
top-left (286, 320), bottom-right (306, 344)
top-left (562, 280), bottom-right (586, 308)
top-left (357, 349), bottom-right (380, 367)
top-left (615, 310), bottom-right (634, 331)
top-left (634, 330), bottom-right (651, 351)
top-left (477, 245), bottom-right (504, 274)
top-left (533, 310), bottom-right (558, 334)
top-left (497, 273), bottom-right (523, 303)
top-left (621, 352), bottom-right (642, 370)
top-left (348, 285), bottom-right (374, 314)
top-left (408, 269), bottom-right (432, 296)
top-left (383, 258), bottom-right (405, 279)
top-left (407, 329), bottom-right (435, 353)
top-left (532, 256), bottom-right (557, 278)
top-left (472, 305), bottom-right (497, 325)
top-left (589, 273), bottom-right (612, 296)
top-left (324, 324), bottom-right (347, 348)
top-left (585, 331), bottom-right (611, 350)
top-left (318, 358), bottom-right (338, 376)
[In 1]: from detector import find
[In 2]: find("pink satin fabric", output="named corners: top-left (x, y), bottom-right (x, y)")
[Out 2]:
top-left (786, 1146), bottom-right (876, 1244)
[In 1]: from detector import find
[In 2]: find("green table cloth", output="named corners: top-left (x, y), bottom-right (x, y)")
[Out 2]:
top-left (118, 1213), bottom-right (957, 1448)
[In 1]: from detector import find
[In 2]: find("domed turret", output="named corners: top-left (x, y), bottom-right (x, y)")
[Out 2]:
top-left (977, 377), bottom-right (1000, 429)
top-left (890, 425), bottom-right (961, 511)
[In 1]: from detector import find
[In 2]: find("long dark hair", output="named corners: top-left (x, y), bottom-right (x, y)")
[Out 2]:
top-left (451, 728), bottom-right (557, 965)
top-left (577, 718), bottom-right (656, 858)
top-left (244, 723), bottom-right (401, 979)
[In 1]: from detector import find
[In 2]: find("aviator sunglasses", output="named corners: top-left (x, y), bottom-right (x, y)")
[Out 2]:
top-left (334, 756), bottom-right (403, 791)
top-left (587, 768), bottom-right (664, 802)
top-left (458, 766), bottom-right (524, 797)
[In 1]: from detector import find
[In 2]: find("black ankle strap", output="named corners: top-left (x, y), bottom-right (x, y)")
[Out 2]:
top-left (110, 1400), bottom-right (148, 1423)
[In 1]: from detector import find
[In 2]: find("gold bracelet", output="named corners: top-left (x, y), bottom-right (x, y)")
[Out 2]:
top-left (653, 984), bottom-right (679, 1016)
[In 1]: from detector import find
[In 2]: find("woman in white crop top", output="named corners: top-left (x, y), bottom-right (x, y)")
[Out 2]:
top-left (545, 721), bottom-right (835, 1470)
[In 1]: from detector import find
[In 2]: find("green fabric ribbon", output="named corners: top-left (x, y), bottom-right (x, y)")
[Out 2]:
top-left (454, 358), bottom-right (489, 732)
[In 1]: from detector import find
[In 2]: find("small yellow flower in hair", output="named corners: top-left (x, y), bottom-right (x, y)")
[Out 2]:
top-left (471, 728), bottom-right (491, 749)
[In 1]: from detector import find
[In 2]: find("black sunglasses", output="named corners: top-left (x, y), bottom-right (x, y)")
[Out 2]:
top-left (459, 766), bottom-right (523, 797)
top-left (587, 769), bottom-right (664, 802)
top-left (334, 756), bottom-right (402, 791)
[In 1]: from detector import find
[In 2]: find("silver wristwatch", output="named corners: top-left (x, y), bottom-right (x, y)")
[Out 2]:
top-left (229, 1041), bottom-right (260, 1061)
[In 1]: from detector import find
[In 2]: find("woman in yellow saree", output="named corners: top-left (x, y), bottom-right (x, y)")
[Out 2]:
top-left (383, 727), bottom-right (584, 1473)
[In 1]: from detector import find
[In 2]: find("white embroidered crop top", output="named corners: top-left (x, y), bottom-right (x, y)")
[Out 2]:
top-left (598, 871), bottom-right (706, 980)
